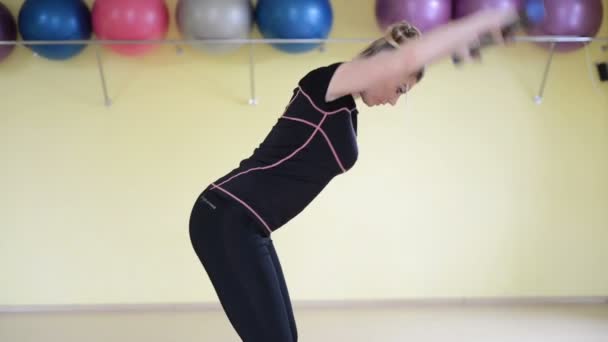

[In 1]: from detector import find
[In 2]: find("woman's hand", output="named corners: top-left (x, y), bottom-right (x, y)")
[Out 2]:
top-left (452, 7), bottom-right (520, 65)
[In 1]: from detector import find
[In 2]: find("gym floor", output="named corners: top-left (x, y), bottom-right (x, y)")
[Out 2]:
top-left (2, 302), bottom-right (608, 341)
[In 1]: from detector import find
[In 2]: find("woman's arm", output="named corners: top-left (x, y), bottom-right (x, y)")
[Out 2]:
top-left (326, 8), bottom-right (519, 101)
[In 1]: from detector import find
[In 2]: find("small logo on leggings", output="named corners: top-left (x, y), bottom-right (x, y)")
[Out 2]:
top-left (199, 196), bottom-right (216, 210)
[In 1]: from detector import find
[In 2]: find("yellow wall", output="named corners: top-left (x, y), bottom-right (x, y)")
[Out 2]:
top-left (1, 0), bottom-right (607, 306)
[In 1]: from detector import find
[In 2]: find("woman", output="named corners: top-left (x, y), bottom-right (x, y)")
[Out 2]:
top-left (189, 8), bottom-right (519, 342)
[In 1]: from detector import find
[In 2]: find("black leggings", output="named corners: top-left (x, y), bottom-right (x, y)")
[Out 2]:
top-left (189, 189), bottom-right (298, 342)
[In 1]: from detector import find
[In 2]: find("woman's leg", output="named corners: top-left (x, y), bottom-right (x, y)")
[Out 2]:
top-left (267, 241), bottom-right (298, 342)
top-left (189, 192), bottom-right (297, 342)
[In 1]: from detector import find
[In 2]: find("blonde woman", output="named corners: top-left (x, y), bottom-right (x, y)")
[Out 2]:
top-left (189, 8), bottom-right (518, 342)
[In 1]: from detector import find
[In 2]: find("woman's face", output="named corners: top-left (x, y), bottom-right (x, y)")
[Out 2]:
top-left (360, 73), bottom-right (420, 107)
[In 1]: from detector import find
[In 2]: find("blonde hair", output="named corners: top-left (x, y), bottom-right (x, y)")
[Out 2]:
top-left (359, 21), bottom-right (425, 81)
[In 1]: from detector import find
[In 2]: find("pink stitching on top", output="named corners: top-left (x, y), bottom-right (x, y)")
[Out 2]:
top-left (211, 183), bottom-right (273, 236)
top-left (281, 116), bottom-right (346, 173)
top-left (297, 86), bottom-right (356, 116)
top-left (210, 86), bottom-right (357, 232)
top-left (211, 114), bottom-right (329, 189)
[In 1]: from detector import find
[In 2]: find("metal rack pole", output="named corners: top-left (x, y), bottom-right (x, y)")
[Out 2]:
top-left (95, 47), bottom-right (112, 107)
top-left (248, 40), bottom-right (257, 105)
top-left (534, 42), bottom-right (556, 105)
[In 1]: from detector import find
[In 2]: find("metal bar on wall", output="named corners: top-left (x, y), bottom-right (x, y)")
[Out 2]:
top-left (3, 36), bottom-right (606, 107)
top-left (0, 36), bottom-right (607, 46)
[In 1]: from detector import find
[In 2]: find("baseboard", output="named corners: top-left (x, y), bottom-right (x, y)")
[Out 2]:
top-left (1, 297), bottom-right (607, 314)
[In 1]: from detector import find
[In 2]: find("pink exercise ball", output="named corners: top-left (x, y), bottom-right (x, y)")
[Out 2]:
top-left (453, 0), bottom-right (524, 19)
top-left (375, 0), bottom-right (452, 33)
top-left (92, 0), bottom-right (169, 56)
top-left (527, 0), bottom-right (603, 52)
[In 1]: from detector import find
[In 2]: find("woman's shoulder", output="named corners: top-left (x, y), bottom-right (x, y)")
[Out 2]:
top-left (296, 62), bottom-right (356, 109)
top-left (298, 62), bottom-right (345, 88)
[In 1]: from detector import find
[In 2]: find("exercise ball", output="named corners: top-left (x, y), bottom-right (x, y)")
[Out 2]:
top-left (527, 0), bottom-right (603, 52)
top-left (92, 0), bottom-right (169, 57)
top-left (0, 2), bottom-right (17, 62)
top-left (453, 0), bottom-right (523, 19)
top-left (375, 0), bottom-right (451, 33)
top-left (255, 0), bottom-right (333, 54)
top-left (18, 0), bottom-right (92, 60)
top-left (177, 0), bottom-right (253, 54)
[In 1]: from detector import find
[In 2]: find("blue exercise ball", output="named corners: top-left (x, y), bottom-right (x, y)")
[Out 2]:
top-left (255, 0), bottom-right (333, 53)
top-left (18, 0), bottom-right (92, 60)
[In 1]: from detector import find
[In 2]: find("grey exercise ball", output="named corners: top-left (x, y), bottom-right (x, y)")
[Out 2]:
top-left (176, 0), bottom-right (253, 54)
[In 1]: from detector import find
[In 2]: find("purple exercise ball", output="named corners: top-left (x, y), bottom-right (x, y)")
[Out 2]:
top-left (375, 0), bottom-right (452, 33)
top-left (0, 2), bottom-right (17, 62)
top-left (527, 0), bottom-right (603, 52)
top-left (453, 0), bottom-right (523, 19)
